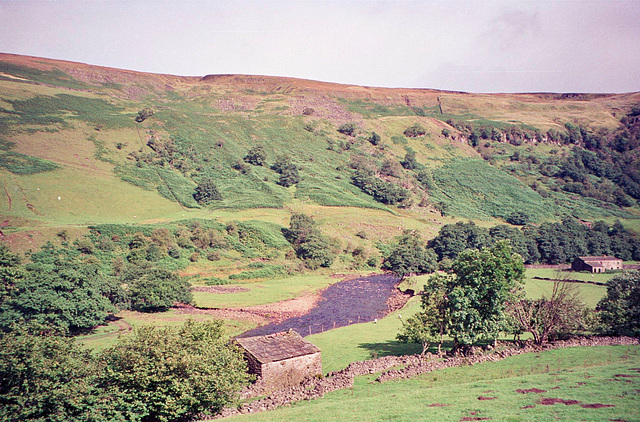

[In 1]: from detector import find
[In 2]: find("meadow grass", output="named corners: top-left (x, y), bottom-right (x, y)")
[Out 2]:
top-left (523, 268), bottom-right (609, 308)
top-left (192, 274), bottom-right (337, 308)
top-left (227, 345), bottom-right (640, 422)
top-left (77, 309), bottom-right (258, 351)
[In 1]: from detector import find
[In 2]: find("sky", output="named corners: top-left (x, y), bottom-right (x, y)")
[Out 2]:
top-left (1, 0), bottom-right (639, 93)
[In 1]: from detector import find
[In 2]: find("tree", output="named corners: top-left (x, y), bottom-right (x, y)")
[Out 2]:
top-left (135, 108), bottom-right (154, 123)
top-left (272, 155), bottom-right (300, 187)
top-left (507, 279), bottom-right (586, 345)
top-left (0, 244), bottom-right (115, 334)
top-left (283, 214), bottom-right (336, 269)
top-left (400, 150), bottom-right (419, 170)
top-left (369, 131), bottom-right (381, 145)
top-left (397, 275), bottom-right (448, 354)
top-left (243, 145), bottom-right (267, 166)
top-left (429, 221), bottom-right (491, 261)
top-left (97, 320), bottom-right (249, 421)
top-left (122, 266), bottom-right (193, 312)
top-left (382, 230), bottom-right (437, 279)
top-left (337, 122), bottom-right (357, 136)
top-left (0, 328), bottom-right (108, 422)
top-left (193, 178), bottom-right (222, 204)
top-left (447, 241), bottom-right (524, 350)
top-left (403, 123), bottom-right (426, 138)
top-left (0, 244), bottom-right (22, 306)
top-left (597, 271), bottom-right (640, 336)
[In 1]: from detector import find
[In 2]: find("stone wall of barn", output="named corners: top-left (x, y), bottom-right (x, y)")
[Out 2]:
top-left (261, 352), bottom-right (322, 390)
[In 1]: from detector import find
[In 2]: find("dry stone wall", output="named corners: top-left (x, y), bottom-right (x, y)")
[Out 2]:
top-left (213, 336), bottom-right (639, 419)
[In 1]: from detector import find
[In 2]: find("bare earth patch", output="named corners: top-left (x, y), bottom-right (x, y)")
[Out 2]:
top-left (477, 396), bottom-right (497, 400)
top-left (516, 388), bottom-right (547, 394)
top-left (581, 403), bottom-right (615, 408)
top-left (540, 398), bottom-right (581, 406)
top-left (427, 403), bottom-right (450, 407)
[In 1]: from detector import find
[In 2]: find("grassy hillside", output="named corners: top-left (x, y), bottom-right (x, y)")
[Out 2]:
top-left (1, 53), bottom-right (639, 236)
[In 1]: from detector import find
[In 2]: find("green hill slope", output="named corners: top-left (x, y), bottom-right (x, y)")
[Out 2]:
top-left (0, 53), bottom-right (639, 238)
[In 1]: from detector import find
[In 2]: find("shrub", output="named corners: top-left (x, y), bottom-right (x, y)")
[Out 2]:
top-left (243, 145), bottom-right (267, 166)
top-left (193, 178), bottom-right (222, 204)
top-left (337, 122), bottom-right (357, 136)
top-left (97, 320), bottom-right (249, 421)
top-left (403, 123), bottom-right (426, 138)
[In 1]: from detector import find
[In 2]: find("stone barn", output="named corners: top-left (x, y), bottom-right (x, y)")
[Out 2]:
top-left (571, 256), bottom-right (623, 273)
top-left (235, 330), bottom-right (321, 390)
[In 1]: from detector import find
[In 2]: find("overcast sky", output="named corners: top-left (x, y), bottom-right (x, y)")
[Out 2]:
top-left (1, 0), bottom-right (639, 93)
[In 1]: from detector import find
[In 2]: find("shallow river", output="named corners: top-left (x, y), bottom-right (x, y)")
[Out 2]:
top-left (239, 274), bottom-right (399, 338)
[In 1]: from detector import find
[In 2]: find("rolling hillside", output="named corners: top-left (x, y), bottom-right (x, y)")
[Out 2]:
top-left (0, 52), bottom-right (639, 252)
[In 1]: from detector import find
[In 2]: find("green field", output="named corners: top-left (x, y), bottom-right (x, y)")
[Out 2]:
top-left (227, 345), bottom-right (640, 422)
top-left (192, 274), bottom-right (337, 308)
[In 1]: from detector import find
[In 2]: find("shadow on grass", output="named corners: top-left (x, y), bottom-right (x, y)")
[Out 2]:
top-left (358, 340), bottom-right (459, 359)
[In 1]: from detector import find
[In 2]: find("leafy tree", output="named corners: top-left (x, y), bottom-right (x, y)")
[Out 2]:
top-left (283, 213), bottom-right (316, 245)
top-left (505, 211), bottom-right (529, 225)
top-left (382, 230), bottom-right (437, 279)
top-left (97, 320), bottom-right (249, 421)
top-left (369, 131), bottom-right (381, 145)
top-left (337, 122), bottom-right (357, 136)
top-left (243, 145), bottom-right (267, 166)
top-left (403, 123), bottom-right (426, 138)
top-left (295, 232), bottom-right (336, 269)
top-left (397, 275), bottom-right (448, 354)
top-left (0, 328), bottom-right (109, 422)
top-left (122, 267), bottom-right (193, 312)
top-left (0, 244), bottom-right (115, 334)
top-left (429, 221), bottom-right (491, 261)
top-left (272, 155), bottom-right (300, 187)
top-left (596, 271), bottom-right (640, 336)
top-left (446, 241), bottom-right (524, 350)
top-left (134, 107), bottom-right (154, 123)
top-left (507, 280), bottom-right (586, 345)
top-left (283, 214), bottom-right (336, 269)
top-left (193, 178), bottom-right (222, 204)
top-left (400, 150), bottom-right (419, 170)
top-left (0, 244), bottom-right (22, 306)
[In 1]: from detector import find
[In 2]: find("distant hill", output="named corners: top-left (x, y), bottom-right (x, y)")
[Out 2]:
top-left (0, 52), bottom-right (638, 248)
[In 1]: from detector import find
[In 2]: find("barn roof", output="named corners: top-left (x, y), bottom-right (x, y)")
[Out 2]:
top-left (578, 256), bottom-right (621, 262)
top-left (235, 331), bottom-right (320, 364)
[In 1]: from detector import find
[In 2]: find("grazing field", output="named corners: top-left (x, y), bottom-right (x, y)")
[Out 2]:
top-left (226, 345), bottom-right (640, 422)
top-left (191, 274), bottom-right (336, 308)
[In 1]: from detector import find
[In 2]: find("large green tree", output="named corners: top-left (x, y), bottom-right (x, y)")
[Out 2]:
top-left (193, 178), bottom-right (222, 204)
top-left (0, 244), bottom-right (115, 334)
top-left (121, 266), bottom-right (193, 312)
top-left (597, 271), bottom-right (640, 336)
top-left (97, 320), bottom-right (249, 421)
top-left (0, 328), bottom-right (108, 422)
top-left (382, 230), bottom-right (437, 279)
top-left (446, 241), bottom-right (524, 349)
top-left (397, 274), bottom-right (448, 354)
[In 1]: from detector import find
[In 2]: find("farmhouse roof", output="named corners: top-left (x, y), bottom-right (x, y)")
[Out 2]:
top-left (578, 256), bottom-right (620, 262)
top-left (235, 331), bottom-right (320, 364)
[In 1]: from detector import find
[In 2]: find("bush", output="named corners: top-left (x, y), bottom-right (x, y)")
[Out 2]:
top-left (97, 320), bottom-right (249, 421)
top-left (337, 122), bottom-right (357, 136)
top-left (597, 271), bottom-right (640, 336)
top-left (243, 145), bottom-right (267, 166)
top-left (403, 123), bottom-right (426, 138)
top-left (124, 267), bottom-right (193, 312)
top-left (193, 178), bottom-right (222, 204)
top-left (369, 131), bottom-right (381, 145)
